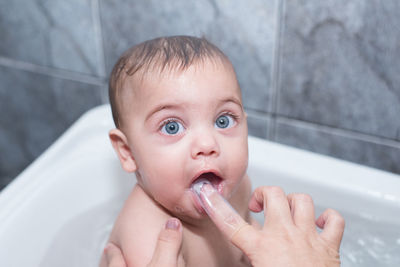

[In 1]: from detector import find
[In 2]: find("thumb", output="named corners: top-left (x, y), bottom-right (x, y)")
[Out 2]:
top-left (147, 218), bottom-right (183, 267)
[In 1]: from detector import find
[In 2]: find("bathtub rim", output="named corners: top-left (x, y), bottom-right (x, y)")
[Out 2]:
top-left (1, 103), bottom-right (400, 221)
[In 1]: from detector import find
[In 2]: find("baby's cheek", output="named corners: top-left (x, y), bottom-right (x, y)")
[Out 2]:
top-left (153, 185), bottom-right (182, 206)
top-left (232, 151), bottom-right (248, 175)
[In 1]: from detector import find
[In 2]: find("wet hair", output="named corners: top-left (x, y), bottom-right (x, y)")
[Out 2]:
top-left (109, 35), bottom-right (230, 128)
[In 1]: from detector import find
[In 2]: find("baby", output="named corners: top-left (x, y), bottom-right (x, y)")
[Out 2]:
top-left (101, 36), bottom-right (256, 266)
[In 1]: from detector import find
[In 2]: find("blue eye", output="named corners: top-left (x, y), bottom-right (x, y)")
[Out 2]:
top-left (161, 120), bottom-right (184, 135)
top-left (215, 115), bottom-right (235, 129)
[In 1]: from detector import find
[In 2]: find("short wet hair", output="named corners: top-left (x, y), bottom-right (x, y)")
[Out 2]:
top-left (109, 35), bottom-right (229, 128)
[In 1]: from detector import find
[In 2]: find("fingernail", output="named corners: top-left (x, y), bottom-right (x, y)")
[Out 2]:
top-left (165, 218), bottom-right (180, 230)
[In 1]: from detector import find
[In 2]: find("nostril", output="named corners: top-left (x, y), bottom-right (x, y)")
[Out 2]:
top-left (193, 147), bottom-right (218, 158)
top-left (197, 148), bottom-right (216, 156)
top-left (191, 134), bottom-right (220, 158)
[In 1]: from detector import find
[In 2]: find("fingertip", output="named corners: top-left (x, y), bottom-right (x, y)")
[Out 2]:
top-left (149, 218), bottom-right (183, 266)
top-left (318, 209), bottom-right (345, 250)
top-left (315, 214), bottom-right (326, 229)
top-left (318, 208), bottom-right (345, 229)
top-left (248, 197), bottom-right (263, 212)
top-left (248, 187), bottom-right (267, 212)
top-left (159, 218), bottom-right (183, 244)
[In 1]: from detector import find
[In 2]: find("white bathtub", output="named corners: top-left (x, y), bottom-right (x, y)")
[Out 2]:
top-left (0, 104), bottom-right (399, 266)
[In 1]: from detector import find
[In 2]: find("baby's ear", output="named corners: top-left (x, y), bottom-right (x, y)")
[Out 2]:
top-left (109, 129), bottom-right (137, 172)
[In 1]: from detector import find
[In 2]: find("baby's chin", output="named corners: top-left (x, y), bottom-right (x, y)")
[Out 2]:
top-left (163, 194), bottom-right (209, 223)
top-left (166, 208), bottom-right (208, 226)
top-left (159, 179), bottom-right (243, 223)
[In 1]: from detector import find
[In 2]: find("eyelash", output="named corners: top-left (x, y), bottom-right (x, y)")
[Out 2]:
top-left (158, 112), bottom-right (240, 134)
top-left (215, 112), bottom-right (239, 129)
top-left (221, 112), bottom-right (239, 121)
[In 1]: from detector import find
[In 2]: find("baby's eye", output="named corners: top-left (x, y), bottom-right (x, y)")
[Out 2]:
top-left (161, 120), bottom-right (184, 135)
top-left (215, 114), bottom-right (235, 129)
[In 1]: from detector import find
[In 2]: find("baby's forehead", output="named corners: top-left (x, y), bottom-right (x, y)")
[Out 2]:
top-left (116, 57), bottom-right (241, 126)
top-left (125, 57), bottom-right (237, 93)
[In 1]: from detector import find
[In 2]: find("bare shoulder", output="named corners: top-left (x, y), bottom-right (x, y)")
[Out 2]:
top-left (108, 184), bottom-right (169, 266)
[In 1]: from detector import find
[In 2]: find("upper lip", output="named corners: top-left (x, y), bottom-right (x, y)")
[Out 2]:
top-left (190, 169), bottom-right (223, 185)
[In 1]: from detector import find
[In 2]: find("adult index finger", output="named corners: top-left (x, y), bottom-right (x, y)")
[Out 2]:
top-left (195, 182), bottom-right (258, 252)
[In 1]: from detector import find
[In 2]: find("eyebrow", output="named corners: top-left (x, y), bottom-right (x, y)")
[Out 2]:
top-left (221, 96), bottom-right (243, 109)
top-left (145, 96), bottom-right (243, 122)
top-left (145, 103), bottom-right (183, 122)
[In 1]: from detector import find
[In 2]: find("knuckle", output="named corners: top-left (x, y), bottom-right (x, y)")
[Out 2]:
top-left (266, 186), bottom-right (285, 196)
top-left (158, 230), bottom-right (175, 243)
top-left (326, 208), bottom-right (346, 229)
top-left (288, 193), bottom-right (314, 209)
top-left (295, 193), bottom-right (313, 203)
top-left (231, 225), bottom-right (258, 252)
top-left (335, 214), bottom-right (346, 229)
top-left (325, 208), bottom-right (338, 216)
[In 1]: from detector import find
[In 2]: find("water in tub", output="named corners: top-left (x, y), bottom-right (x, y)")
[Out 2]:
top-left (38, 188), bottom-right (400, 266)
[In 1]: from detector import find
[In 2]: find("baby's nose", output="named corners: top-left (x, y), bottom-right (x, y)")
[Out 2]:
top-left (190, 131), bottom-right (220, 159)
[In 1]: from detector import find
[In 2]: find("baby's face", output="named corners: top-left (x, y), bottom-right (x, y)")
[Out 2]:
top-left (121, 60), bottom-right (248, 220)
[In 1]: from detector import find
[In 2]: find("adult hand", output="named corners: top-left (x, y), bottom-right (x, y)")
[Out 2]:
top-left (198, 184), bottom-right (345, 267)
top-left (101, 218), bottom-right (185, 267)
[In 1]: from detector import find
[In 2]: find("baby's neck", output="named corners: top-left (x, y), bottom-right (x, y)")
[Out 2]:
top-left (183, 214), bottom-right (222, 234)
top-left (179, 211), bottom-right (251, 267)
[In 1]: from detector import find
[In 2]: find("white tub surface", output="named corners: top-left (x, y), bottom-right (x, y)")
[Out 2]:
top-left (0, 104), bottom-right (399, 266)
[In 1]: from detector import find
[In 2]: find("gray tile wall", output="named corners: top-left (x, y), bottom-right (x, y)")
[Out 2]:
top-left (1, 0), bottom-right (399, 190)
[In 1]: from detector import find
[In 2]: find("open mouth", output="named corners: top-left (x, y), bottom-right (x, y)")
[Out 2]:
top-left (191, 172), bottom-right (223, 193)
top-left (190, 171), bottom-right (223, 214)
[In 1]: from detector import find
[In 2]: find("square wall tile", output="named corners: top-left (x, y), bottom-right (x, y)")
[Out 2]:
top-left (278, 0), bottom-right (400, 140)
top-left (0, 66), bottom-right (103, 190)
top-left (246, 111), bottom-right (270, 139)
top-left (0, 0), bottom-right (104, 76)
top-left (100, 0), bottom-right (278, 112)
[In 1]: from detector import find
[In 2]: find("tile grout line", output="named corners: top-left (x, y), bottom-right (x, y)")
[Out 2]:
top-left (92, 0), bottom-right (109, 103)
top-left (276, 116), bottom-right (400, 149)
top-left (0, 56), bottom-right (105, 87)
top-left (245, 108), bottom-right (273, 118)
top-left (268, 0), bottom-right (285, 141)
top-left (245, 109), bottom-right (272, 139)
top-left (92, 0), bottom-right (106, 78)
